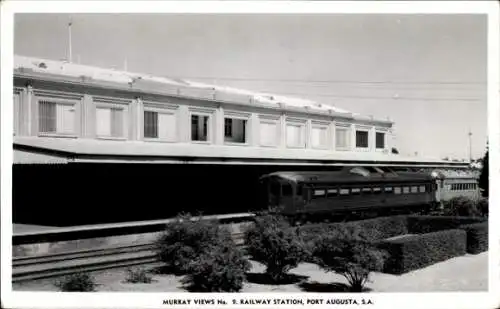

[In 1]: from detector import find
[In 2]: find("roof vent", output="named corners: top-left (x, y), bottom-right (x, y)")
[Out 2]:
top-left (349, 167), bottom-right (370, 177)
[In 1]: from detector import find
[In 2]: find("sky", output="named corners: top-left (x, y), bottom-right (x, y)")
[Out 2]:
top-left (13, 13), bottom-right (487, 160)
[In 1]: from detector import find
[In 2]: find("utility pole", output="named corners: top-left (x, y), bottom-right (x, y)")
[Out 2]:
top-left (468, 129), bottom-right (473, 164)
top-left (68, 18), bottom-right (73, 63)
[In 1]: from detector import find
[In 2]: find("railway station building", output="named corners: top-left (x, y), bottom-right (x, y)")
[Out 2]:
top-left (11, 55), bottom-right (467, 226)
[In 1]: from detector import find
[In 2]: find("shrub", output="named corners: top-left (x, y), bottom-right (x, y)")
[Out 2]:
top-left (407, 215), bottom-right (484, 234)
top-left (460, 222), bottom-right (488, 254)
top-left (54, 272), bottom-right (97, 292)
top-left (182, 234), bottom-right (251, 292)
top-left (442, 196), bottom-right (481, 217)
top-left (155, 213), bottom-right (229, 274)
top-left (125, 267), bottom-right (153, 284)
top-left (478, 198), bottom-right (488, 218)
top-left (245, 214), bottom-right (308, 282)
top-left (312, 228), bottom-right (386, 292)
top-left (378, 229), bottom-right (467, 274)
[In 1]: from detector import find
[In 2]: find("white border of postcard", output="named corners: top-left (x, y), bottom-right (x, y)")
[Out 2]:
top-left (1, 1), bottom-right (499, 309)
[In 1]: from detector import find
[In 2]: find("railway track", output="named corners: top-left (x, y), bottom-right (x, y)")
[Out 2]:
top-left (13, 233), bottom-right (245, 283)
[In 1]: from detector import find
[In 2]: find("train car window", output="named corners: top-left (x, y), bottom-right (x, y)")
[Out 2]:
top-left (366, 167), bottom-right (379, 173)
top-left (351, 188), bottom-right (361, 195)
top-left (340, 188), bottom-right (349, 195)
top-left (362, 187), bottom-right (372, 194)
top-left (403, 187), bottom-right (410, 194)
top-left (373, 187), bottom-right (382, 194)
top-left (384, 186), bottom-right (393, 193)
top-left (313, 189), bottom-right (326, 197)
top-left (419, 185), bottom-right (426, 193)
top-left (327, 188), bottom-right (338, 196)
top-left (411, 186), bottom-right (418, 193)
top-left (394, 187), bottom-right (402, 194)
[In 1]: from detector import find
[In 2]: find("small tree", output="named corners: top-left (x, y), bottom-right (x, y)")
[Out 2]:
top-left (155, 213), bottom-right (227, 274)
top-left (479, 149), bottom-right (488, 198)
top-left (312, 230), bottom-right (386, 292)
top-left (125, 267), bottom-right (153, 284)
top-left (244, 214), bottom-right (308, 282)
top-left (182, 234), bottom-right (251, 292)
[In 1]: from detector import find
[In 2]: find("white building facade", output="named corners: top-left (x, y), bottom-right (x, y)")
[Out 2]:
top-left (13, 55), bottom-right (401, 164)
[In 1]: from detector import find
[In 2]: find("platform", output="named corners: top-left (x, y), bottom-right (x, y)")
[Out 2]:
top-left (13, 224), bottom-right (59, 234)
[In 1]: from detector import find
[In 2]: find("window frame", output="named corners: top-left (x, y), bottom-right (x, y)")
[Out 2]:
top-left (95, 102), bottom-right (128, 140)
top-left (189, 108), bottom-right (215, 144)
top-left (285, 118), bottom-right (307, 149)
top-left (143, 104), bottom-right (179, 143)
top-left (310, 121), bottom-right (330, 150)
top-left (335, 124), bottom-right (350, 151)
top-left (258, 114), bottom-right (280, 148)
top-left (37, 97), bottom-right (79, 138)
top-left (223, 111), bottom-right (251, 146)
top-left (375, 131), bottom-right (386, 150)
top-left (355, 129), bottom-right (370, 149)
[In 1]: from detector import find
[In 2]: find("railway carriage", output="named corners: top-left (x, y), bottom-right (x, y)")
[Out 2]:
top-left (259, 166), bottom-right (438, 220)
top-left (430, 169), bottom-right (481, 205)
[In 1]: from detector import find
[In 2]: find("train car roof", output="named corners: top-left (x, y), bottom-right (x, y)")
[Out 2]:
top-left (261, 166), bottom-right (435, 184)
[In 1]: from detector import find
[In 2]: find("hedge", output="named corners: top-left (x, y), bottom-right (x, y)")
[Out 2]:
top-left (460, 222), bottom-right (488, 254)
top-left (377, 229), bottom-right (467, 275)
top-left (298, 215), bottom-right (408, 243)
top-left (407, 215), bottom-right (485, 234)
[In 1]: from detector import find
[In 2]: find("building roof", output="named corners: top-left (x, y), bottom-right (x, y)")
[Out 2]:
top-left (14, 54), bottom-right (381, 121)
top-left (14, 136), bottom-right (468, 167)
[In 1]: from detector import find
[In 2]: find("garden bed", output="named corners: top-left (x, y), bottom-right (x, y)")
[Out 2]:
top-left (12, 252), bottom-right (488, 293)
top-left (298, 215), bottom-right (488, 275)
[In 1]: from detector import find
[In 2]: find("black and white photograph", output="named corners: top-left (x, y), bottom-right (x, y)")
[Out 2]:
top-left (1, 1), bottom-right (499, 309)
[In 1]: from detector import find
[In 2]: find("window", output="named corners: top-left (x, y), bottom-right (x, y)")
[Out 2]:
top-left (411, 186), bottom-right (418, 193)
top-left (314, 189), bottom-right (326, 197)
top-left (356, 130), bottom-right (369, 148)
top-left (335, 127), bottom-right (349, 149)
top-left (14, 94), bottom-right (19, 135)
top-left (224, 118), bottom-right (232, 137)
top-left (286, 123), bottom-right (305, 148)
top-left (419, 185), bottom-right (426, 193)
top-left (144, 110), bottom-right (177, 141)
top-left (376, 132), bottom-right (385, 149)
top-left (385, 186), bottom-right (393, 193)
top-left (311, 125), bottom-right (328, 148)
top-left (327, 188), bottom-right (338, 196)
top-left (351, 188), bottom-right (361, 195)
top-left (373, 187), bottom-right (382, 194)
top-left (96, 107), bottom-right (124, 138)
top-left (260, 119), bottom-right (279, 147)
top-left (403, 186), bottom-right (410, 194)
top-left (394, 187), bottom-right (402, 194)
top-left (224, 118), bottom-right (247, 143)
top-left (191, 114), bottom-right (210, 141)
top-left (340, 188), bottom-right (350, 195)
top-left (39, 100), bottom-right (76, 135)
top-left (362, 187), bottom-right (372, 194)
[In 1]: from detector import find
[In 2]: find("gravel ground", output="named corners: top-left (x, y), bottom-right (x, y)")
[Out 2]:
top-left (13, 251), bottom-right (488, 293)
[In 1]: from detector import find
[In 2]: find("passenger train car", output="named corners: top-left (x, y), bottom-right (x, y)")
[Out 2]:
top-left (259, 166), bottom-right (439, 219)
top-left (259, 166), bottom-right (481, 220)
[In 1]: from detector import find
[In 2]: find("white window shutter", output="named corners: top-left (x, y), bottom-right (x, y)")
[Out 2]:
top-left (158, 113), bottom-right (177, 141)
top-left (260, 122), bottom-right (277, 146)
top-left (96, 107), bottom-right (111, 136)
top-left (57, 104), bottom-right (75, 134)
